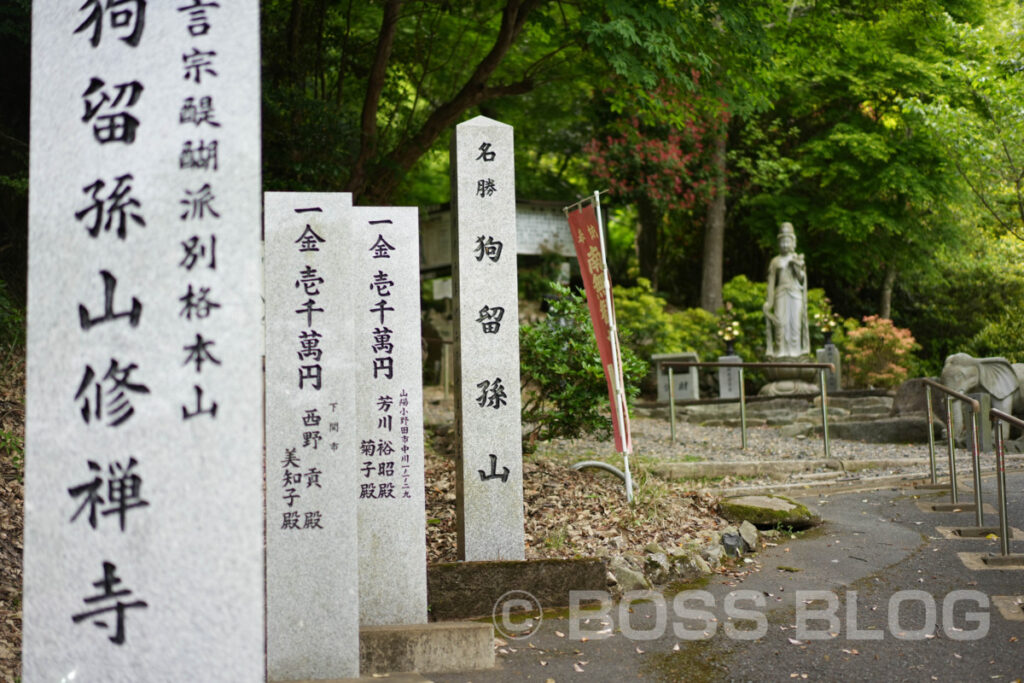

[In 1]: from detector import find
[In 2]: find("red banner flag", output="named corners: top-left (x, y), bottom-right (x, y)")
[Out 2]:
top-left (566, 201), bottom-right (632, 454)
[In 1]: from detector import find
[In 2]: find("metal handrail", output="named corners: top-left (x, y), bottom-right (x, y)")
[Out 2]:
top-left (991, 409), bottom-right (1024, 557)
top-left (922, 379), bottom-right (982, 517)
top-left (660, 361), bottom-right (835, 457)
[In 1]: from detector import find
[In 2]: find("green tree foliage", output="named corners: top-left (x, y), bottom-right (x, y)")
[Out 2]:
top-left (895, 236), bottom-right (1024, 374)
top-left (731, 0), bottom-right (987, 317)
top-left (580, 2), bottom-right (774, 304)
top-left (520, 283), bottom-right (646, 448)
top-left (261, 0), bottom-right (759, 206)
top-left (902, 2), bottom-right (1024, 239)
top-left (0, 0), bottom-right (30, 302)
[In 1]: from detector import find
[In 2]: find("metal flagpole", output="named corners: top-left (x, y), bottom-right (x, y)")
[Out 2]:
top-left (591, 190), bottom-right (634, 502)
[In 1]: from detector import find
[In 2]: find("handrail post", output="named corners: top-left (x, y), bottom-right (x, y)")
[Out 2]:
top-left (739, 366), bottom-right (747, 449)
top-left (995, 421), bottom-right (1011, 556)
top-left (925, 384), bottom-right (937, 484)
top-left (945, 396), bottom-right (959, 505)
top-left (819, 368), bottom-right (831, 458)
top-left (668, 367), bottom-right (676, 444)
top-left (970, 406), bottom-right (984, 527)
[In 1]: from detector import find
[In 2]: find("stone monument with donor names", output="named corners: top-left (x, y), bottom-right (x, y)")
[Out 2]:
top-left (451, 116), bottom-right (526, 561)
top-left (24, 2), bottom-right (265, 680)
top-left (351, 205), bottom-right (429, 625)
top-left (264, 193), bottom-right (359, 679)
top-left (653, 352), bottom-right (700, 402)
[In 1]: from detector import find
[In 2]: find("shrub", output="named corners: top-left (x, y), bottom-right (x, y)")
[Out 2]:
top-left (968, 313), bottom-right (1024, 364)
top-left (612, 279), bottom-right (720, 394)
top-left (720, 275), bottom-right (768, 360)
top-left (611, 278), bottom-right (685, 360)
top-left (672, 307), bottom-right (720, 360)
top-left (519, 283), bottom-right (647, 449)
top-left (0, 279), bottom-right (24, 349)
top-left (844, 315), bottom-right (919, 388)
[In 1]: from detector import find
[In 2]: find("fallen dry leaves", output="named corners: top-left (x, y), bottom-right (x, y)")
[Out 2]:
top-left (425, 439), bottom-right (724, 564)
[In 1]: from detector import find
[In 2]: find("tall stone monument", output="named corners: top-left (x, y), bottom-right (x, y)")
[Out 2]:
top-left (451, 116), bottom-right (526, 561)
top-left (761, 222), bottom-right (816, 395)
top-left (264, 193), bottom-right (359, 679)
top-left (24, 3), bottom-right (264, 679)
top-left (351, 206), bottom-right (429, 625)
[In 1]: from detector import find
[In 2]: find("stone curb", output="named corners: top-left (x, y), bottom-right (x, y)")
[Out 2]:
top-left (715, 472), bottom-right (929, 497)
top-left (651, 454), bottom-right (1024, 481)
top-left (711, 464), bottom-right (1024, 498)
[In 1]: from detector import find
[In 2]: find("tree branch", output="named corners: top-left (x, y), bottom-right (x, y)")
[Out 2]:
top-left (955, 157), bottom-right (1024, 240)
top-left (353, 0), bottom-right (545, 203)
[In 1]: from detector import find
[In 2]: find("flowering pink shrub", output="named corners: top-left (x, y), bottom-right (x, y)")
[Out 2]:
top-left (844, 316), bottom-right (919, 388)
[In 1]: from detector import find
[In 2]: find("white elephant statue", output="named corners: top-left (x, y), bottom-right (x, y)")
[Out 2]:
top-left (939, 353), bottom-right (1024, 443)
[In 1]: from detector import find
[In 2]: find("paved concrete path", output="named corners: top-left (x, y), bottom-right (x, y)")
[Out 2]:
top-left (416, 471), bottom-right (1024, 682)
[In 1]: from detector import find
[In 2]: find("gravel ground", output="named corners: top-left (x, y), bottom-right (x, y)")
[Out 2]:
top-left (423, 386), bottom-right (1013, 479)
top-left (535, 416), bottom-right (939, 464)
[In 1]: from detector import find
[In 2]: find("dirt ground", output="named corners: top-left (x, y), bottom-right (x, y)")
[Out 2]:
top-left (1, 348), bottom-right (24, 683)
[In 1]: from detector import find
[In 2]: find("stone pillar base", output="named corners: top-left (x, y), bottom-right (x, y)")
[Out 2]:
top-left (359, 622), bottom-right (495, 675)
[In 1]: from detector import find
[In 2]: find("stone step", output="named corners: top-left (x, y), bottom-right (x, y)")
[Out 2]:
top-left (427, 557), bottom-right (607, 620)
top-left (358, 622), bottom-right (495, 676)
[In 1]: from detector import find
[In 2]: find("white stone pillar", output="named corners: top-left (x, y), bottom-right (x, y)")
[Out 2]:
top-left (451, 116), bottom-right (525, 561)
top-left (24, 3), bottom-right (264, 679)
top-left (264, 193), bottom-right (359, 679)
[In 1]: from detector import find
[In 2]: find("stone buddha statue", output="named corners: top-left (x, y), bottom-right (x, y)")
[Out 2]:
top-left (763, 222), bottom-right (809, 359)
top-left (760, 222), bottom-right (816, 396)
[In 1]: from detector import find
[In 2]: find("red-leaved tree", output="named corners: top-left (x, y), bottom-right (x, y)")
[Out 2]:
top-left (586, 83), bottom-right (727, 295)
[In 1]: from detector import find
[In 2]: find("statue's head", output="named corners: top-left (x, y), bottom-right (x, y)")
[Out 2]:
top-left (778, 222), bottom-right (796, 253)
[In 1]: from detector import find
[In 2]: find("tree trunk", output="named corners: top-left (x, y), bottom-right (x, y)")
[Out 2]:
top-left (346, 0), bottom-right (403, 199)
top-left (636, 195), bottom-right (660, 290)
top-left (700, 132), bottom-right (727, 312)
top-left (880, 262), bottom-right (897, 319)
top-left (350, 0), bottom-right (541, 203)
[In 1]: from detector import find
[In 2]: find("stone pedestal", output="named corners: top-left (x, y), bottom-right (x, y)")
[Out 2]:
top-left (652, 352), bottom-right (699, 402)
top-left (718, 354), bottom-right (742, 399)
top-left (759, 355), bottom-right (818, 396)
top-left (816, 344), bottom-right (842, 392)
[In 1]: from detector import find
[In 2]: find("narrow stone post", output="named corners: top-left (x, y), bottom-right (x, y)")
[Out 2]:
top-left (451, 116), bottom-right (525, 561)
top-left (351, 206), bottom-right (429, 625)
top-left (265, 193), bottom-right (359, 679)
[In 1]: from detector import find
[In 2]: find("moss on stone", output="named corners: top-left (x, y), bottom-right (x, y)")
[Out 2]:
top-left (717, 494), bottom-right (821, 530)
